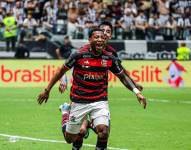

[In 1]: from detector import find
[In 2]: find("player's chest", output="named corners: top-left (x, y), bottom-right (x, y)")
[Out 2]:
top-left (77, 57), bottom-right (112, 69)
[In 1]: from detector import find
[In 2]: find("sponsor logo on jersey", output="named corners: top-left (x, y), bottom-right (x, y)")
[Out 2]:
top-left (84, 73), bottom-right (104, 80)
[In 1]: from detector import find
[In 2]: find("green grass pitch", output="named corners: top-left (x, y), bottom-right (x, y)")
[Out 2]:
top-left (0, 87), bottom-right (191, 150)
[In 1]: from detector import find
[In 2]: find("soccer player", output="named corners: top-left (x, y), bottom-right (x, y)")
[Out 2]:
top-left (59, 21), bottom-right (144, 149)
top-left (37, 28), bottom-right (147, 149)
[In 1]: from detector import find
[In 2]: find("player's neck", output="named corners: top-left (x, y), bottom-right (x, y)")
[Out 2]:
top-left (89, 47), bottom-right (102, 56)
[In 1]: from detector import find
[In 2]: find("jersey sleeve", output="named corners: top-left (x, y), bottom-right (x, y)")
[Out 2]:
top-left (109, 57), bottom-right (123, 75)
top-left (64, 51), bottom-right (80, 69)
top-left (106, 45), bottom-right (120, 60)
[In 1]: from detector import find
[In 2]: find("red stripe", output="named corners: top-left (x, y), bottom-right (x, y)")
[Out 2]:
top-left (78, 58), bottom-right (112, 67)
top-left (71, 92), bottom-right (107, 100)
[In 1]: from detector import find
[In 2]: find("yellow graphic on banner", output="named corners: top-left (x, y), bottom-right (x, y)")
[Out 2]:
top-left (0, 60), bottom-right (190, 87)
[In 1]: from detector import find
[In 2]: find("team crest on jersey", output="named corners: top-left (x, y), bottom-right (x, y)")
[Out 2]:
top-left (82, 60), bottom-right (90, 68)
top-left (84, 60), bottom-right (89, 65)
top-left (101, 59), bottom-right (107, 67)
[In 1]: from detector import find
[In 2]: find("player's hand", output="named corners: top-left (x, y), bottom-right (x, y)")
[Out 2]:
top-left (37, 89), bottom-right (49, 105)
top-left (59, 82), bottom-right (67, 93)
top-left (136, 83), bottom-right (143, 91)
top-left (136, 93), bottom-right (147, 109)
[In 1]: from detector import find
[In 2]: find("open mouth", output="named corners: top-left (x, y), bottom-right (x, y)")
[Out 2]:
top-left (96, 42), bottom-right (104, 49)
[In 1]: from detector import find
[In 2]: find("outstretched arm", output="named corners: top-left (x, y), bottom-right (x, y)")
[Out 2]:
top-left (37, 65), bottom-right (69, 105)
top-left (116, 70), bottom-right (147, 109)
top-left (122, 67), bottom-right (143, 91)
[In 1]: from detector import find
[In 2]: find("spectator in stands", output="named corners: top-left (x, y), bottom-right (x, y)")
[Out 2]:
top-left (15, 28), bottom-right (30, 59)
top-left (156, 0), bottom-right (170, 25)
top-left (111, 0), bottom-right (122, 22)
top-left (75, 10), bottom-right (87, 39)
top-left (23, 13), bottom-right (38, 36)
top-left (124, 0), bottom-right (137, 17)
top-left (67, 5), bottom-right (78, 39)
top-left (176, 42), bottom-right (191, 60)
top-left (4, 0), bottom-right (14, 13)
top-left (99, 2), bottom-right (111, 21)
top-left (0, 1), bottom-right (6, 10)
top-left (118, 9), bottom-right (134, 40)
top-left (0, 0), bottom-right (190, 42)
top-left (147, 13), bottom-right (159, 40)
top-left (135, 10), bottom-right (147, 40)
top-left (92, 0), bottom-right (102, 13)
top-left (137, 0), bottom-right (151, 18)
top-left (3, 11), bottom-right (17, 51)
top-left (43, 0), bottom-right (58, 33)
top-left (163, 16), bottom-right (176, 40)
top-left (12, 1), bottom-right (24, 22)
top-left (24, 0), bottom-right (36, 16)
top-left (87, 3), bottom-right (96, 23)
top-left (176, 14), bottom-right (185, 40)
top-left (84, 20), bottom-right (95, 39)
top-left (183, 8), bottom-right (191, 40)
top-left (55, 35), bottom-right (74, 59)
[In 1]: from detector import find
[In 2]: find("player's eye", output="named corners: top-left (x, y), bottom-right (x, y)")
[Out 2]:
top-left (107, 30), bottom-right (111, 33)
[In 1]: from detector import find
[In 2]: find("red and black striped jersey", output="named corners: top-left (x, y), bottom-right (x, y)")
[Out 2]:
top-left (64, 45), bottom-right (123, 103)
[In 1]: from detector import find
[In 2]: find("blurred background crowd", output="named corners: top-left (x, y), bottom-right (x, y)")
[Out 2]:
top-left (0, 0), bottom-right (191, 42)
top-left (0, 0), bottom-right (191, 59)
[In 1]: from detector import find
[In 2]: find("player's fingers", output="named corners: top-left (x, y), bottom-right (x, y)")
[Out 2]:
top-left (38, 97), bottom-right (43, 104)
top-left (45, 98), bottom-right (48, 103)
top-left (142, 98), bottom-right (147, 109)
top-left (59, 85), bottom-right (64, 93)
top-left (38, 98), bottom-right (43, 104)
top-left (37, 94), bottom-right (45, 105)
top-left (59, 86), bottom-right (62, 93)
top-left (140, 86), bottom-right (143, 91)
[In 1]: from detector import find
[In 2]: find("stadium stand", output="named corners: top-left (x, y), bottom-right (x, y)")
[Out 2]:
top-left (0, 0), bottom-right (191, 59)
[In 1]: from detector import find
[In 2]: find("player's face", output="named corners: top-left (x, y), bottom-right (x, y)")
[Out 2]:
top-left (89, 31), bottom-right (105, 54)
top-left (99, 25), bottom-right (112, 42)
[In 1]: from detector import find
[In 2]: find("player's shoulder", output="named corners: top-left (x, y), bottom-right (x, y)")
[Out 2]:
top-left (105, 45), bottom-right (118, 57)
top-left (104, 44), bottom-right (118, 57)
top-left (78, 44), bottom-right (90, 53)
top-left (106, 45), bottom-right (116, 52)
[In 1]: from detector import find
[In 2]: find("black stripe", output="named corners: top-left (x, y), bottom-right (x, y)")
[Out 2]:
top-left (71, 98), bottom-right (107, 103)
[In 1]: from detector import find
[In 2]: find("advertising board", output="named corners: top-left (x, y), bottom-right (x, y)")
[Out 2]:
top-left (0, 60), bottom-right (190, 87)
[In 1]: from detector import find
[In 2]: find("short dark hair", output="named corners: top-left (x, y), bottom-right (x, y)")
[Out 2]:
top-left (89, 28), bottom-right (103, 38)
top-left (98, 21), bottom-right (113, 32)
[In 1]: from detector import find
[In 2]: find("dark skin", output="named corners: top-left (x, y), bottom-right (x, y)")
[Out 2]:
top-left (37, 31), bottom-right (146, 144)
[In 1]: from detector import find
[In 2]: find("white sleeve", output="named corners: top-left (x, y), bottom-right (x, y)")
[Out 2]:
top-left (60, 74), bottom-right (68, 85)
